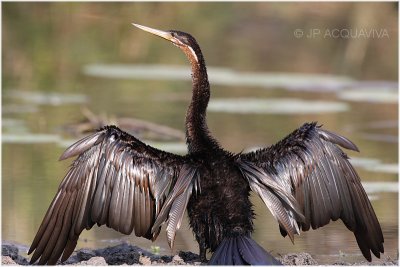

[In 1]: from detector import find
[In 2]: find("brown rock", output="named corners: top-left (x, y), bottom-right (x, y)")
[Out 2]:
top-left (280, 252), bottom-right (318, 265)
top-left (74, 256), bottom-right (107, 265)
top-left (2, 256), bottom-right (17, 265)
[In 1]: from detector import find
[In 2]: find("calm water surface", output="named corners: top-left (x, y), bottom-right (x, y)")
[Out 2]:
top-left (2, 68), bottom-right (398, 263)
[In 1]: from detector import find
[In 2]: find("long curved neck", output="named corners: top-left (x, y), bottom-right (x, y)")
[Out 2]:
top-left (183, 45), bottom-right (217, 152)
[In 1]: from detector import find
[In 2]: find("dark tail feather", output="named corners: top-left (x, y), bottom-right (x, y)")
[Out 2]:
top-left (209, 235), bottom-right (282, 265)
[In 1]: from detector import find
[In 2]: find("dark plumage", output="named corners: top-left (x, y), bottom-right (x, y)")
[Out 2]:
top-left (29, 23), bottom-right (384, 265)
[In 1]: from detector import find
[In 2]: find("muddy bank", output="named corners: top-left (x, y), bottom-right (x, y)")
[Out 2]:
top-left (2, 242), bottom-right (398, 265)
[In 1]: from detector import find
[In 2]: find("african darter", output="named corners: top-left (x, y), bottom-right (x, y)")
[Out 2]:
top-left (28, 23), bottom-right (384, 265)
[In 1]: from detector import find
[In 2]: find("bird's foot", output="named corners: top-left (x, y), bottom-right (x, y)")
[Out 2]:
top-left (200, 246), bottom-right (207, 263)
top-left (200, 255), bottom-right (208, 263)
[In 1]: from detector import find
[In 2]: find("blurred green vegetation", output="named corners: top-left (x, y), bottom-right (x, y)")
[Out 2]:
top-left (3, 2), bottom-right (398, 92)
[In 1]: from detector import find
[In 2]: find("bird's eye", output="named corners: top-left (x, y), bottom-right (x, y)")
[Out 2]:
top-left (182, 37), bottom-right (189, 44)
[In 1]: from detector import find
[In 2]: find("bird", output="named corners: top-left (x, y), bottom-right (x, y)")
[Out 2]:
top-left (28, 23), bottom-right (384, 265)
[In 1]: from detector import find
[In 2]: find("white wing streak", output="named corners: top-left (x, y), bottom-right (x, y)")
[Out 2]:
top-left (29, 126), bottom-right (197, 264)
top-left (237, 122), bottom-right (383, 261)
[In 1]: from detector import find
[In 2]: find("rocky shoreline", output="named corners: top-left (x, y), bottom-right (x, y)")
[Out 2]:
top-left (2, 242), bottom-right (398, 265)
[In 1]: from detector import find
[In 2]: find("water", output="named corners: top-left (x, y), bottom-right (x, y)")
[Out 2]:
top-left (2, 2), bottom-right (398, 264)
top-left (2, 72), bottom-right (397, 263)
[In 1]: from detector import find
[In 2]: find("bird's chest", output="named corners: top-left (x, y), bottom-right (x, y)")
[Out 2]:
top-left (186, 158), bottom-right (253, 250)
top-left (197, 157), bottom-right (235, 187)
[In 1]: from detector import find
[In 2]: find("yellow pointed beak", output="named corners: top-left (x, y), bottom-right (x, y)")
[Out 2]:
top-left (132, 23), bottom-right (174, 42)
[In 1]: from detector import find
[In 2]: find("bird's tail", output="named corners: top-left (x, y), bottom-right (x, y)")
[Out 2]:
top-left (208, 235), bottom-right (282, 265)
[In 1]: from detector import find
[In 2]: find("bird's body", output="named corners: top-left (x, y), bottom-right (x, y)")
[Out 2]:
top-left (29, 23), bottom-right (384, 265)
top-left (187, 150), bottom-right (254, 254)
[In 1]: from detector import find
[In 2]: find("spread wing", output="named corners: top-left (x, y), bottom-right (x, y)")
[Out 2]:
top-left (28, 126), bottom-right (198, 264)
top-left (236, 122), bottom-right (384, 261)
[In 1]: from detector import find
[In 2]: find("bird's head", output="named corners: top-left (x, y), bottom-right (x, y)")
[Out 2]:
top-left (132, 23), bottom-right (201, 63)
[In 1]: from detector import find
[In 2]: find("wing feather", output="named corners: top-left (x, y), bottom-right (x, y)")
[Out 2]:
top-left (119, 172), bottom-right (129, 233)
top-left (109, 170), bottom-right (122, 230)
top-left (59, 131), bottom-right (104, 160)
top-left (133, 175), bottom-right (142, 236)
top-left (48, 191), bottom-right (75, 264)
top-left (30, 192), bottom-right (64, 263)
top-left (29, 126), bottom-right (197, 264)
top-left (237, 122), bottom-right (384, 261)
top-left (165, 181), bottom-right (193, 247)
